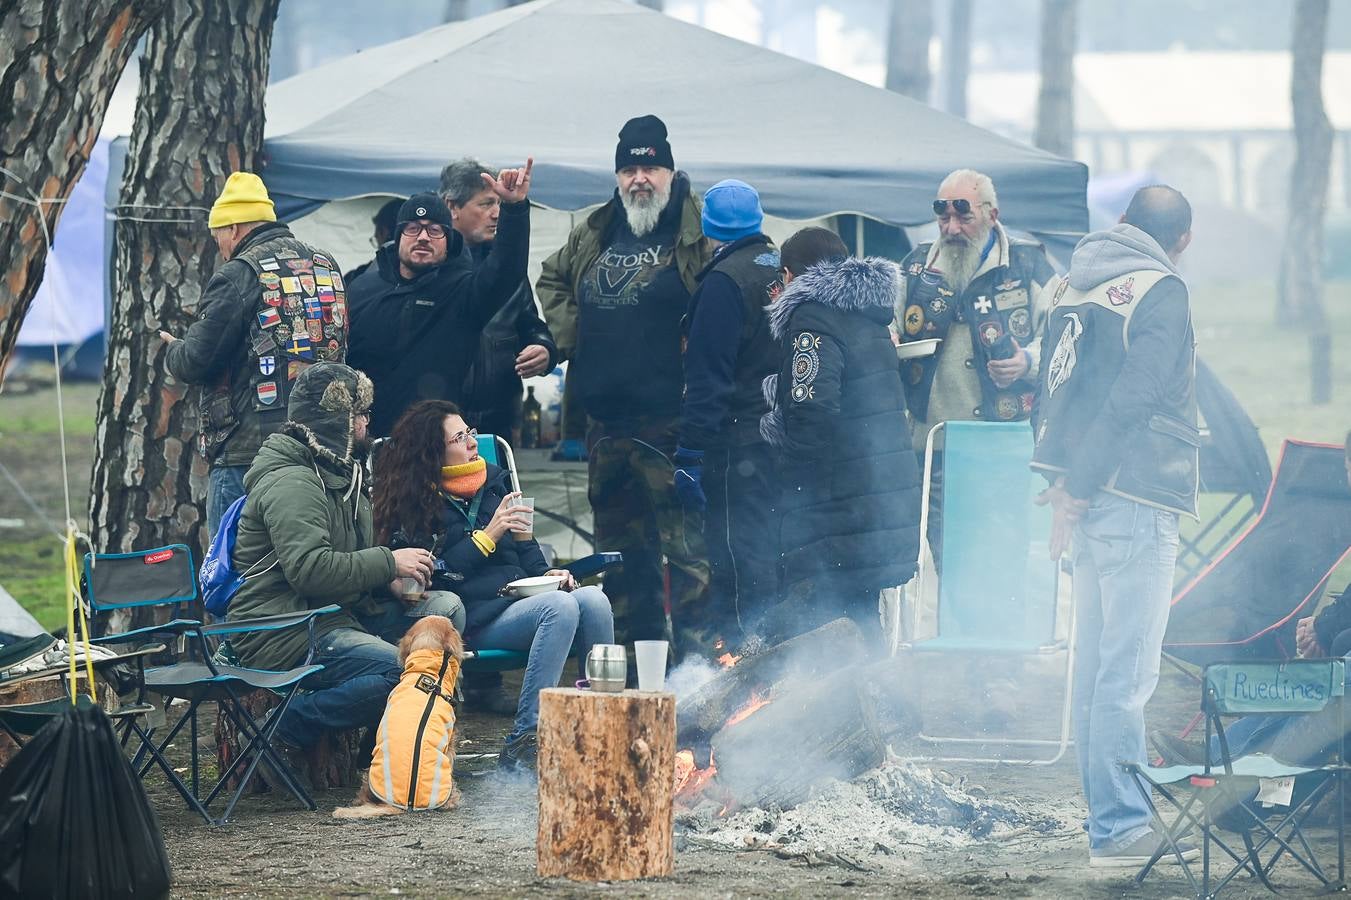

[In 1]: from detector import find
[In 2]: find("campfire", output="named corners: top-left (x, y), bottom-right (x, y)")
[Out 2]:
top-left (671, 618), bottom-right (889, 815)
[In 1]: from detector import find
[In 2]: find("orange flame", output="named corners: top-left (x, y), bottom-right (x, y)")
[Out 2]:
top-left (716, 652), bottom-right (741, 668)
top-left (674, 749), bottom-right (718, 803)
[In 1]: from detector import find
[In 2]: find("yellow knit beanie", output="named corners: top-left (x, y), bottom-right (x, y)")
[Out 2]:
top-left (208, 172), bottom-right (276, 228)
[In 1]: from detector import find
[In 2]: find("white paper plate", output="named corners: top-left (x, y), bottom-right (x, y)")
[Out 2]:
top-left (504, 575), bottom-right (565, 597)
top-left (897, 338), bottom-right (943, 360)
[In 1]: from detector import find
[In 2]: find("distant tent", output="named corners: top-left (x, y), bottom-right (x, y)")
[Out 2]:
top-left (259, 0), bottom-right (1088, 255)
top-left (0, 584), bottom-right (45, 643)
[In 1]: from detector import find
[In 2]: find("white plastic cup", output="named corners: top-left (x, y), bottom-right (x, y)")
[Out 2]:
top-left (634, 640), bottom-right (669, 692)
top-left (397, 576), bottom-right (422, 600)
top-left (507, 496), bottom-right (535, 542)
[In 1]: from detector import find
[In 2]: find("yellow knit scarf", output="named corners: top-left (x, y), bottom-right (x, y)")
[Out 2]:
top-left (441, 457), bottom-right (487, 498)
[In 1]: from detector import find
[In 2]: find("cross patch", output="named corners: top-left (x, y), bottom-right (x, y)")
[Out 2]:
top-left (974, 296), bottom-right (993, 315)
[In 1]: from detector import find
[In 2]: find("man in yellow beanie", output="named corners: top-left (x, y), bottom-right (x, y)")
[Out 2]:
top-left (160, 171), bottom-right (351, 537)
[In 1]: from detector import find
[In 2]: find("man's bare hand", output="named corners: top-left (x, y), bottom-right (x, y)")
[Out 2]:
top-left (515, 343), bottom-right (551, 378)
top-left (987, 338), bottom-right (1029, 388)
top-left (158, 330), bottom-right (178, 346)
top-left (482, 156), bottom-right (534, 203)
top-left (1296, 615), bottom-right (1325, 658)
top-left (1034, 478), bottom-right (1088, 561)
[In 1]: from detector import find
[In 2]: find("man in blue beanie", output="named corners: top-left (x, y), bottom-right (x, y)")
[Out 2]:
top-left (674, 179), bottom-right (785, 641)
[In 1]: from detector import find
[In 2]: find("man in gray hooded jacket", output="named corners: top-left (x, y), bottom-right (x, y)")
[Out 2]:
top-left (1031, 185), bottom-right (1199, 868)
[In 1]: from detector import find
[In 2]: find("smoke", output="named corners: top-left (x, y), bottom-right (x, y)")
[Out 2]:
top-left (666, 655), bottom-right (720, 698)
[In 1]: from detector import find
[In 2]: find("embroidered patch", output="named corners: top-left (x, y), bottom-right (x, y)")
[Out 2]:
top-left (313, 253), bottom-right (332, 269)
top-left (903, 304), bottom-right (925, 336)
top-left (994, 287), bottom-right (1029, 310)
top-left (258, 355), bottom-right (276, 376)
top-left (275, 248), bottom-right (299, 260)
top-left (299, 273), bottom-right (316, 296)
top-left (288, 360), bottom-right (310, 381)
top-left (251, 332), bottom-right (276, 355)
top-left (280, 276), bottom-right (301, 295)
top-left (995, 394), bottom-right (1020, 420)
top-left (304, 297), bottom-right (323, 319)
top-left (287, 334), bottom-right (314, 359)
top-left (256, 381), bottom-right (278, 405)
top-left (1051, 278), bottom-right (1069, 307)
top-left (262, 289), bottom-right (282, 307)
top-left (754, 251), bottom-right (780, 268)
top-left (1106, 277), bottom-right (1136, 306)
top-left (1008, 307), bottom-right (1032, 339)
top-left (978, 320), bottom-right (1004, 346)
top-left (257, 308), bottom-right (281, 329)
top-left (259, 258), bottom-right (280, 272)
top-left (996, 278), bottom-right (1022, 292)
top-left (791, 331), bottom-right (821, 402)
top-left (286, 258), bottom-right (313, 274)
top-left (928, 297), bottom-right (948, 316)
top-left (1046, 312), bottom-right (1083, 397)
top-left (907, 261), bottom-right (924, 276)
top-left (973, 295), bottom-right (993, 315)
top-left (259, 272), bottom-right (281, 290)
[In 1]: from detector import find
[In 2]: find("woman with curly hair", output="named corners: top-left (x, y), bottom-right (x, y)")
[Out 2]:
top-left (373, 399), bottom-right (613, 773)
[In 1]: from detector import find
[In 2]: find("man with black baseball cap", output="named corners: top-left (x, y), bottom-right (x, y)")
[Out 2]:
top-left (347, 159), bottom-right (534, 436)
top-left (537, 116), bottom-right (712, 658)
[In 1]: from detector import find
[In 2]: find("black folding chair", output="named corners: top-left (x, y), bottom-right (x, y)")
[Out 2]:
top-left (1125, 658), bottom-right (1347, 899)
top-left (83, 545), bottom-right (338, 824)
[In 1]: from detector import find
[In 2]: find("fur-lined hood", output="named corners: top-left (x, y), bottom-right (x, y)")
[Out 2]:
top-left (767, 255), bottom-right (902, 341)
top-left (278, 363), bottom-right (374, 472)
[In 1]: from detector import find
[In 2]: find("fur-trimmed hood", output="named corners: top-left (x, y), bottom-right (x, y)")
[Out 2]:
top-left (279, 363), bottom-right (374, 472)
top-left (767, 255), bottom-right (902, 341)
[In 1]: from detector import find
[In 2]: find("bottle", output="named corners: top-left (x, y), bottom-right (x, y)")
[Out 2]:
top-left (521, 386), bottom-right (542, 449)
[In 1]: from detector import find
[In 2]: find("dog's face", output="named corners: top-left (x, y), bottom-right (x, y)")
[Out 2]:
top-left (398, 615), bottom-right (465, 667)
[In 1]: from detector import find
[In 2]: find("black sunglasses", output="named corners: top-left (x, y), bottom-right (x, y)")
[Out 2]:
top-left (401, 221), bottom-right (446, 239)
top-left (933, 198), bottom-right (973, 216)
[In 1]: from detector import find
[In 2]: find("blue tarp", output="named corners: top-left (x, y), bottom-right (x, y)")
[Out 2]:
top-left (260, 0), bottom-right (1088, 252)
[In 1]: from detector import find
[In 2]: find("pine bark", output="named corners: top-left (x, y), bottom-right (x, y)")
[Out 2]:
top-left (885, 0), bottom-right (933, 102)
top-left (90, 0), bottom-right (280, 560)
top-left (1034, 0), bottom-right (1078, 158)
top-left (0, 0), bottom-right (162, 379)
top-left (1278, 0), bottom-right (1333, 404)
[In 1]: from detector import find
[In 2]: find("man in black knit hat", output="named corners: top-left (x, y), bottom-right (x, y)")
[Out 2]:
top-left (347, 160), bottom-right (534, 436)
top-left (537, 115), bottom-right (712, 658)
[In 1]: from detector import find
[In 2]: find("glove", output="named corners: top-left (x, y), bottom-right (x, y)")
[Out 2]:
top-left (672, 446), bottom-right (706, 511)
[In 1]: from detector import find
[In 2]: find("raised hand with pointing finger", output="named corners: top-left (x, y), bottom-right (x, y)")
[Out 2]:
top-left (482, 156), bottom-right (534, 204)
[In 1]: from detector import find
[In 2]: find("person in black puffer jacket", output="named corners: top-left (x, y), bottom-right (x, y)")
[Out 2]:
top-left (759, 228), bottom-right (921, 649)
top-left (373, 400), bottom-right (613, 773)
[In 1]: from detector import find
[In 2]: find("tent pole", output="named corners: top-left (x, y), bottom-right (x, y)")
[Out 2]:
top-left (855, 216), bottom-right (865, 257)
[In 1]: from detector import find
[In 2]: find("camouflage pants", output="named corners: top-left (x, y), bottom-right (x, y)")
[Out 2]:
top-left (586, 417), bottom-right (711, 656)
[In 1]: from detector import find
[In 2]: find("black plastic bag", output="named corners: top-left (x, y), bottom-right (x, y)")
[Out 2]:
top-left (0, 700), bottom-right (172, 899)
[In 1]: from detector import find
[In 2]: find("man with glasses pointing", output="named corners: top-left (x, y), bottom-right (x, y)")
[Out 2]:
top-left (348, 159), bottom-right (534, 436)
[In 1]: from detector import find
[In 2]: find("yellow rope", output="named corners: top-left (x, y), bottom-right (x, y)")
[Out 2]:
top-left (64, 522), bottom-right (97, 704)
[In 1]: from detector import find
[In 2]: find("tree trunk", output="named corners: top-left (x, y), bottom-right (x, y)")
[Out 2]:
top-left (0, 0), bottom-right (162, 381)
top-left (1278, 0), bottom-right (1333, 406)
top-left (537, 688), bottom-right (675, 881)
top-left (942, 0), bottom-right (973, 118)
top-left (709, 666), bottom-right (886, 811)
top-left (885, 0), bottom-right (933, 102)
top-left (89, 0), bottom-right (280, 563)
top-left (1034, 0), bottom-right (1077, 157)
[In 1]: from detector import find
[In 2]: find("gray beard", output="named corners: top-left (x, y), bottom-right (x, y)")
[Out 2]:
top-left (620, 186), bottom-right (671, 238)
top-left (933, 228), bottom-right (992, 294)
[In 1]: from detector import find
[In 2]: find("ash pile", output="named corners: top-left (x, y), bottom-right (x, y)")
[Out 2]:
top-left (669, 617), bottom-right (1069, 869)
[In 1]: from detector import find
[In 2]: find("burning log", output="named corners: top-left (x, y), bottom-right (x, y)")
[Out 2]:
top-left (708, 665), bottom-right (886, 811)
top-left (537, 688), bottom-right (675, 882)
top-left (677, 617), bottom-right (865, 758)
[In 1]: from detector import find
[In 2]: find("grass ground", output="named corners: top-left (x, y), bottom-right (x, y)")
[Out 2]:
top-left (0, 278), bottom-right (1348, 630)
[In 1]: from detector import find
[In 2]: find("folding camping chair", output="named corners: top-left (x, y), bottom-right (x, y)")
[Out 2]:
top-left (1125, 658), bottom-right (1347, 899)
top-left (893, 420), bottom-right (1072, 765)
top-left (82, 544), bottom-right (338, 824)
top-left (1165, 439), bottom-right (1351, 668)
top-left (0, 632), bottom-right (202, 817)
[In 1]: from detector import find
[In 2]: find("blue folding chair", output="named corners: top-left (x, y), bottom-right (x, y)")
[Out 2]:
top-left (83, 544), bottom-right (338, 824)
top-left (1126, 658), bottom-right (1347, 898)
top-left (894, 420), bottom-right (1073, 764)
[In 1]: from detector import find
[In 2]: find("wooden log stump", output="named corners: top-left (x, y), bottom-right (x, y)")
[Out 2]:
top-left (214, 689), bottom-right (364, 792)
top-left (709, 664), bottom-right (885, 811)
top-left (0, 673), bottom-right (117, 767)
top-left (537, 688), bottom-right (675, 882)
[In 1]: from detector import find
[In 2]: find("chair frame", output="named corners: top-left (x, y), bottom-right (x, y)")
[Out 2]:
top-left (892, 421), bottom-right (1076, 766)
top-left (1126, 658), bottom-right (1348, 899)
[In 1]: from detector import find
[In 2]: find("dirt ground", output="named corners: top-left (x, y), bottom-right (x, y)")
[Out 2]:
top-left (144, 665), bottom-right (1342, 899)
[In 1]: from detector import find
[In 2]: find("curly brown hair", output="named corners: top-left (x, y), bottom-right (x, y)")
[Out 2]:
top-left (372, 400), bottom-right (462, 547)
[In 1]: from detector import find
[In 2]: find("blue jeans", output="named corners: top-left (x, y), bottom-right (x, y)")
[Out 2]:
top-left (356, 591), bottom-right (466, 640)
top-left (272, 592), bottom-right (464, 750)
top-left (469, 586), bottom-right (614, 742)
top-left (207, 464), bottom-right (249, 540)
top-left (1071, 491), bottom-right (1179, 853)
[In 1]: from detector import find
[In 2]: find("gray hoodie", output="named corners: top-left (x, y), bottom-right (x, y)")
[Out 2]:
top-left (1066, 223), bottom-right (1179, 292)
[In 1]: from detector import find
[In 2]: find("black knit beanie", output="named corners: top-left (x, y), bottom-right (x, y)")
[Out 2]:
top-left (396, 192), bottom-right (453, 233)
top-left (615, 114), bottom-right (674, 172)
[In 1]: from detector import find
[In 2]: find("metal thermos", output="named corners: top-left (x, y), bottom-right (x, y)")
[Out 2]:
top-left (585, 644), bottom-right (627, 692)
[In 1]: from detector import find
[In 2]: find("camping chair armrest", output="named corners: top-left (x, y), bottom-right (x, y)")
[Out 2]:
top-left (198, 604), bottom-right (342, 637)
top-left (90, 619), bottom-right (203, 644)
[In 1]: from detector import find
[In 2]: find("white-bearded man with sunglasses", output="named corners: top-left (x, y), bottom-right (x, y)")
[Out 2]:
top-left (347, 160), bottom-right (534, 437)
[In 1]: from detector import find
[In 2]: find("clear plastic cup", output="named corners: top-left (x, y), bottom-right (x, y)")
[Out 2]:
top-left (634, 640), bottom-right (669, 691)
top-left (507, 496), bottom-right (535, 542)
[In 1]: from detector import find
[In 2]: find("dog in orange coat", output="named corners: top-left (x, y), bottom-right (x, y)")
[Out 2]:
top-left (333, 615), bottom-right (464, 818)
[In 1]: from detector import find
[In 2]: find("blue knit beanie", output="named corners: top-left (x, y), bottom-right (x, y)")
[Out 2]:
top-left (702, 179), bottom-right (764, 242)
